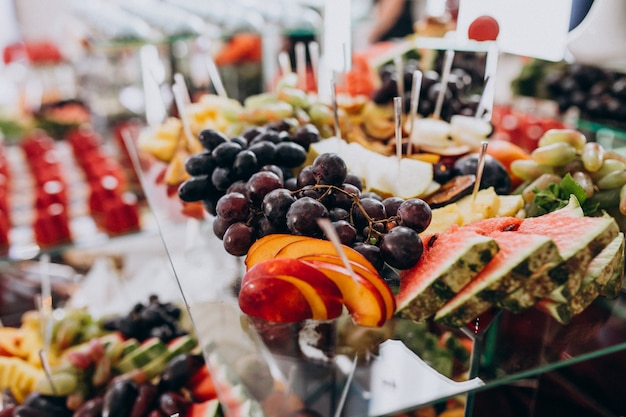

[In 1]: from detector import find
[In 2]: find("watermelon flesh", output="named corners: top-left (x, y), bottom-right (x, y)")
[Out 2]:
top-left (396, 229), bottom-right (499, 322)
top-left (434, 231), bottom-right (561, 328)
top-left (518, 211), bottom-right (619, 302)
top-left (537, 232), bottom-right (625, 324)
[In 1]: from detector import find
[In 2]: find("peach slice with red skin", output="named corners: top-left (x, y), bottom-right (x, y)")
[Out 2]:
top-left (245, 234), bottom-right (309, 270)
top-left (239, 277), bottom-right (313, 322)
top-left (298, 254), bottom-right (396, 320)
top-left (304, 260), bottom-right (387, 327)
top-left (241, 258), bottom-right (343, 321)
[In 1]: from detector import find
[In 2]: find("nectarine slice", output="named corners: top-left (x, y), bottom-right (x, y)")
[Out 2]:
top-left (245, 234), bottom-right (309, 270)
top-left (239, 277), bottom-right (313, 322)
top-left (304, 260), bottom-right (387, 327)
top-left (275, 240), bottom-right (377, 273)
top-left (243, 258), bottom-right (344, 321)
top-left (298, 254), bottom-right (396, 319)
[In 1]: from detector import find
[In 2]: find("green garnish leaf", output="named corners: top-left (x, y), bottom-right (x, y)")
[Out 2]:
top-left (530, 173), bottom-right (600, 217)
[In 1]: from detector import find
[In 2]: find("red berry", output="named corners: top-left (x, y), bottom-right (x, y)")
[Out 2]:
top-left (468, 15), bottom-right (500, 41)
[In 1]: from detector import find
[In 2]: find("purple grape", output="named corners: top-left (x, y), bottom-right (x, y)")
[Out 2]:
top-left (260, 164), bottom-right (284, 182)
top-left (332, 220), bottom-right (357, 246)
top-left (178, 175), bottom-right (216, 202)
top-left (329, 207), bottom-right (349, 222)
top-left (353, 242), bottom-right (384, 272)
top-left (311, 153), bottom-right (347, 186)
top-left (286, 197), bottom-right (329, 237)
top-left (284, 177), bottom-right (298, 191)
top-left (184, 151), bottom-right (216, 176)
top-left (198, 129), bottom-right (228, 151)
top-left (246, 171), bottom-right (283, 207)
top-left (211, 167), bottom-right (236, 191)
top-left (227, 180), bottom-right (247, 195)
top-left (296, 166), bottom-right (316, 188)
top-left (223, 222), bottom-right (255, 256)
top-left (382, 197), bottom-right (404, 217)
top-left (262, 188), bottom-right (296, 225)
top-left (215, 192), bottom-right (250, 222)
top-left (344, 173), bottom-right (363, 191)
top-left (212, 216), bottom-right (233, 240)
top-left (233, 150), bottom-right (258, 180)
top-left (397, 198), bottom-right (432, 233)
top-left (334, 183), bottom-right (360, 210)
top-left (248, 141), bottom-right (277, 166)
top-left (380, 226), bottom-right (423, 269)
top-left (212, 141), bottom-right (243, 167)
top-left (292, 124), bottom-right (321, 150)
top-left (352, 197), bottom-right (386, 229)
top-left (274, 142), bottom-right (307, 168)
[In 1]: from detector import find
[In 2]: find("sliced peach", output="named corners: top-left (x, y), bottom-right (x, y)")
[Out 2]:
top-left (304, 260), bottom-right (387, 327)
top-left (243, 258), bottom-right (343, 321)
top-left (298, 254), bottom-right (396, 319)
top-left (275, 239), bottom-right (377, 274)
top-left (245, 234), bottom-right (309, 270)
top-left (239, 277), bottom-right (313, 322)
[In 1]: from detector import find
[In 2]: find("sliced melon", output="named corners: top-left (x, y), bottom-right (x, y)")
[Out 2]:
top-left (456, 187), bottom-right (501, 225)
top-left (519, 198), bottom-right (620, 302)
top-left (538, 233), bottom-right (625, 324)
top-left (435, 232), bottom-right (560, 327)
top-left (396, 228), bottom-right (498, 322)
top-left (422, 203), bottom-right (464, 234)
top-left (497, 194), bottom-right (524, 217)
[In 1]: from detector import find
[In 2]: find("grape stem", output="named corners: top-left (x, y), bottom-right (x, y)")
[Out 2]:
top-left (288, 183), bottom-right (399, 244)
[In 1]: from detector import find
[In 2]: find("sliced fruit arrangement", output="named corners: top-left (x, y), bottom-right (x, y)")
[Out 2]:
top-left (398, 196), bottom-right (624, 327)
top-left (240, 237), bottom-right (396, 327)
top-left (183, 148), bottom-right (437, 273)
top-left (0, 295), bottom-right (221, 416)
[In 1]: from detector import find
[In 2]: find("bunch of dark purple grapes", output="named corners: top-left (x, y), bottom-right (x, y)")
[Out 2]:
top-left (373, 55), bottom-right (484, 121)
top-left (209, 150), bottom-right (432, 272)
top-left (178, 120), bottom-right (320, 215)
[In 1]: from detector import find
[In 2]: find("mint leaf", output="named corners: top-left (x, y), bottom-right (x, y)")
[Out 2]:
top-left (560, 173), bottom-right (588, 204)
top-left (529, 173), bottom-right (601, 217)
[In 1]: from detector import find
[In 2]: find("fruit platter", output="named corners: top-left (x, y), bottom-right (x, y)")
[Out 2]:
top-left (116, 43), bottom-right (626, 415)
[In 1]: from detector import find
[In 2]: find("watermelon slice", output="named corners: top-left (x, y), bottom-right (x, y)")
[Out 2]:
top-left (518, 197), bottom-right (620, 302)
top-left (462, 216), bottom-right (523, 234)
top-left (434, 231), bottom-right (561, 328)
top-left (396, 229), bottom-right (499, 322)
top-left (537, 232), bottom-right (625, 324)
top-left (600, 235), bottom-right (626, 299)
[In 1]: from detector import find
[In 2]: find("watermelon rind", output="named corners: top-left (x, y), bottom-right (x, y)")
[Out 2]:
top-left (537, 233), bottom-right (625, 324)
top-left (396, 230), bottom-right (499, 322)
top-left (434, 233), bottom-right (560, 328)
top-left (600, 235), bottom-right (626, 299)
top-left (518, 198), bottom-right (620, 303)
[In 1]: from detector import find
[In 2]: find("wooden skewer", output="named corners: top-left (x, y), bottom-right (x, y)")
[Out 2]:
top-left (471, 141), bottom-right (489, 209)
top-left (205, 54), bottom-right (227, 98)
top-left (407, 69), bottom-right (423, 156)
top-left (433, 49), bottom-right (455, 120)
top-left (317, 218), bottom-right (358, 284)
top-left (331, 79), bottom-right (341, 139)
top-left (295, 42), bottom-right (307, 90)
top-left (394, 96), bottom-right (403, 161)
top-left (278, 51), bottom-right (292, 75)
top-left (308, 41), bottom-right (320, 92)
top-left (174, 73), bottom-right (191, 104)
